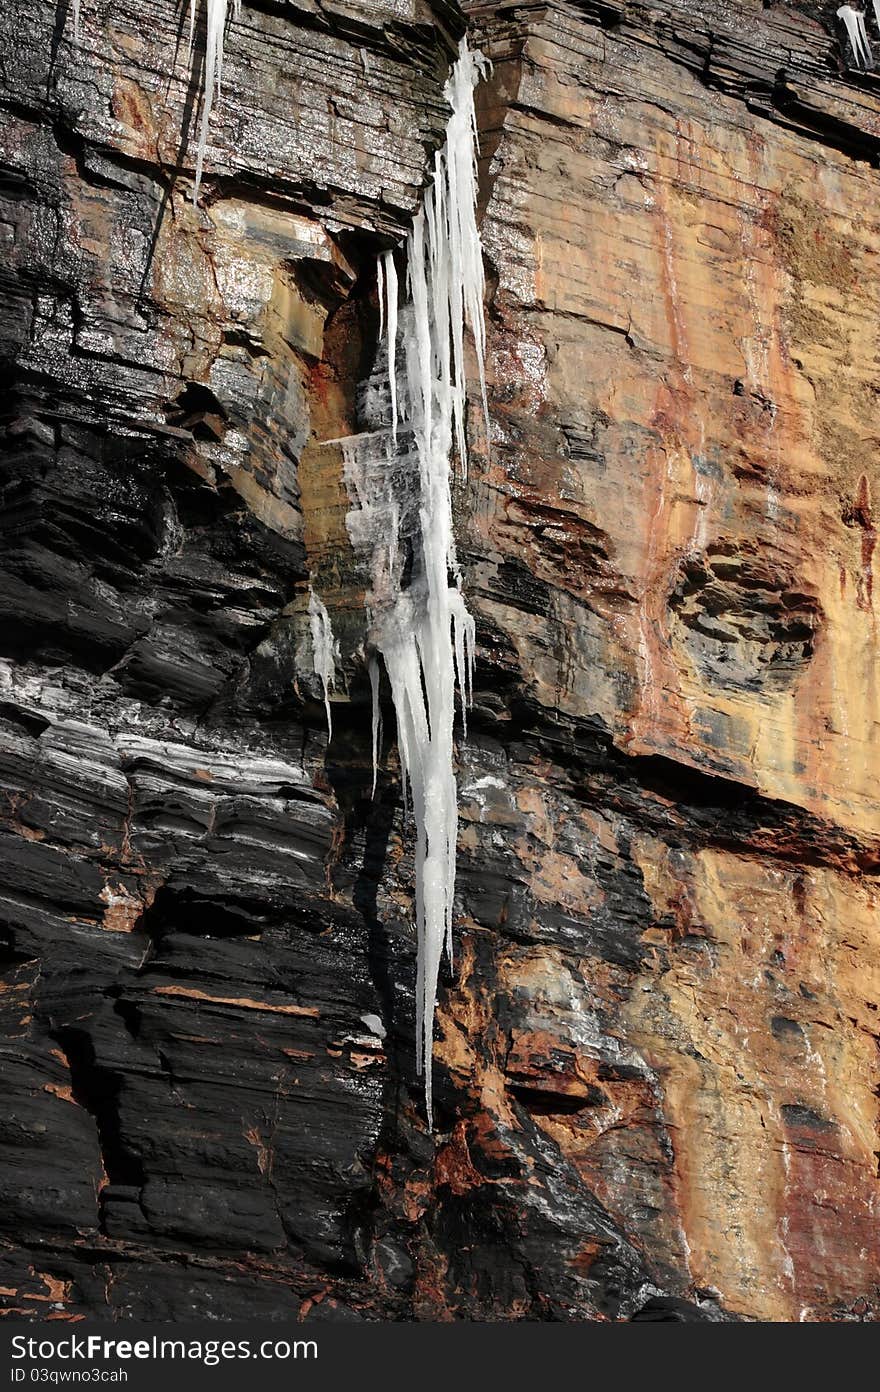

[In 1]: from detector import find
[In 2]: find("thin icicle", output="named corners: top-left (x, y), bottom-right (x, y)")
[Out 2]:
top-left (308, 585), bottom-right (339, 741)
top-left (838, 5), bottom-right (874, 68)
top-left (441, 47), bottom-right (491, 474)
top-left (192, 0), bottom-right (242, 202)
top-left (194, 0), bottom-right (225, 201)
top-left (72, 0), bottom-right (81, 41)
top-left (377, 254), bottom-right (386, 345)
top-left (343, 37), bottom-right (488, 1125)
top-left (185, 0), bottom-right (197, 64)
top-left (383, 250), bottom-right (399, 441)
top-left (369, 654), bottom-right (382, 798)
top-left (450, 587), bottom-right (475, 737)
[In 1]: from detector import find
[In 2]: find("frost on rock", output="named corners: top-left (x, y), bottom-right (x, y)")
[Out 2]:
top-left (342, 37), bottom-right (489, 1124)
top-left (838, 5), bottom-right (874, 68)
top-left (308, 585), bottom-right (339, 741)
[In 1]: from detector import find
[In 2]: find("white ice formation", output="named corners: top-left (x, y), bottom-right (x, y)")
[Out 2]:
top-left (343, 37), bottom-right (489, 1124)
top-left (191, 0), bottom-right (241, 201)
top-left (308, 585), bottom-right (339, 741)
top-left (838, 5), bottom-right (874, 68)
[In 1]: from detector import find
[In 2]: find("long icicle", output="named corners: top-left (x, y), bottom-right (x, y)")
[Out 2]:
top-left (193, 0), bottom-right (230, 201)
top-left (383, 249), bottom-right (399, 442)
top-left (369, 655), bottom-right (382, 799)
top-left (377, 253), bottom-right (386, 345)
top-left (186, 0), bottom-right (197, 64)
top-left (366, 36), bottom-right (488, 1124)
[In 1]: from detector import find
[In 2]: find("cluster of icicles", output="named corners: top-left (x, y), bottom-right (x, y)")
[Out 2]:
top-left (368, 40), bottom-right (488, 1123)
top-left (837, 4), bottom-right (880, 69)
top-left (326, 38), bottom-right (488, 1124)
top-left (70, 0), bottom-right (238, 200)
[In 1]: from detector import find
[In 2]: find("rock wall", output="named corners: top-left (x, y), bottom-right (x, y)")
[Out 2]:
top-left (1, 0), bottom-right (879, 1321)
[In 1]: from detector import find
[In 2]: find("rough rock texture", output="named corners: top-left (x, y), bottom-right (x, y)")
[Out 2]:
top-left (1, 0), bottom-right (879, 1322)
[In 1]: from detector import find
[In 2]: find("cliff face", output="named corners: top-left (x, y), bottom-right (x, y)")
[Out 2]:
top-left (1, 0), bottom-right (878, 1322)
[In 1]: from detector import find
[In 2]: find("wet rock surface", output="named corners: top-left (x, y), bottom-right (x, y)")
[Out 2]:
top-left (0, 0), bottom-right (879, 1321)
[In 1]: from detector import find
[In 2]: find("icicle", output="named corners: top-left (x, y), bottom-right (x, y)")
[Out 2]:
top-left (193, 0), bottom-right (228, 201)
top-left (72, 0), bottom-right (80, 41)
top-left (873, 0), bottom-right (880, 36)
top-left (383, 250), bottom-right (399, 441)
top-left (838, 5), bottom-right (874, 68)
top-left (369, 654), bottom-right (382, 799)
top-left (343, 37), bottom-right (489, 1126)
top-left (185, 0), bottom-right (197, 64)
top-left (308, 585), bottom-right (339, 741)
top-left (450, 587), bottom-right (476, 737)
top-left (377, 254), bottom-right (386, 345)
top-left (442, 45), bottom-right (490, 474)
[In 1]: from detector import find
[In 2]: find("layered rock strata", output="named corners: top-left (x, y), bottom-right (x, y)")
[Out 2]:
top-left (0, 0), bottom-right (878, 1321)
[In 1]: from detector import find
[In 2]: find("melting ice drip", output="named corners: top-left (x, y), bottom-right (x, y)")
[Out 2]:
top-left (68, 0), bottom-right (240, 200)
top-left (838, 5), bottom-right (875, 68)
top-left (344, 37), bottom-right (489, 1123)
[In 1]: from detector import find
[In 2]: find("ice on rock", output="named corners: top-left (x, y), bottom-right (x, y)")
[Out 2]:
top-left (193, 0), bottom-right (242, 201)
top-left (360, 1013), bottom-right (387, 1040)
top-left (343, 38), bottom-right (489, 1124)
top-left (838, 5), bottom-right (874, 68)
top-left (308, 585), bottom-right (339, 741)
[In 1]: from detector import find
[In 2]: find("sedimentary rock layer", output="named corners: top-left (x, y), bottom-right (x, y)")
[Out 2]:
top-left (0, 0), bottom-right (878, 1321)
